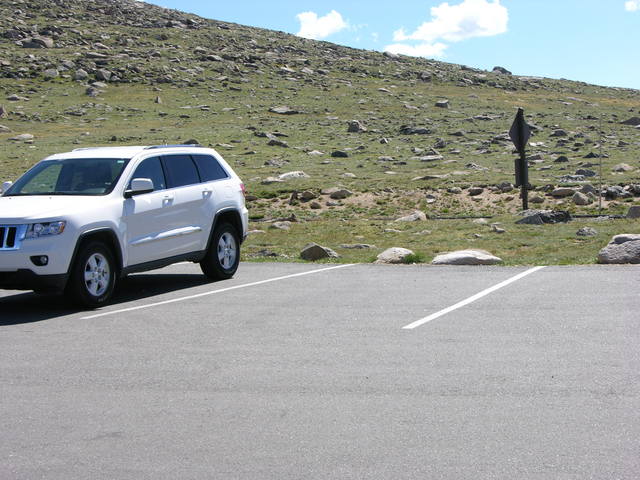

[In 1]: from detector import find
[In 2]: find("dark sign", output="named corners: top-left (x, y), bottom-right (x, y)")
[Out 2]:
top-left (509, 108), bottom-right (531, 154)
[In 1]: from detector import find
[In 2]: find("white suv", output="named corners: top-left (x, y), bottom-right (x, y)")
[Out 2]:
top-left (0, 145), bottom-right (248, 307)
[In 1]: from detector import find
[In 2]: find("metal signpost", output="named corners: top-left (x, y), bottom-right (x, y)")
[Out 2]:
top-left (509, 108), bottom-right (531, 211)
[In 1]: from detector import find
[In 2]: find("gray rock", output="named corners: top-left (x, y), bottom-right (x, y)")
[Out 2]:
top-left (621, 117), bottom-right (640, 126)
top-left (627, 206), bottom-right (640, 219)
top-left (432, 249), bottom-right (502, 265)
top-left (331, 150), bottom-right (349, 158)
top-left (598, 234), bottom-right (640, 264)
top-left (0, 125), bottom-right (11, 133)
top-left (395, 211), bottom-right (427, 222)
top-left (340, 244), bottom-right (375, 249)
top-left (269, 106), bottom-right (300, 115)
top-left (325, 188), bottom-right (353, 200)
top-left (347, 120), bottom-right (367, 133)
top-left (278, 171), bottom-right (309, 180)
top-left (400, 125), bottom-right (431, 135)
top-left (95, 69), bottom-right (112, 81)
top-left (300, 243), bottom-right (339, 261)
top-left (43, 68), bottom-right (59, 79)
top-left (468, 187), bottom-right (484, 196)
top-left (576, 227), bottom-right (598, 237)
top-left (74, 69), bottom-right (89, 81)
top-left (9, 133), bottom-right (34, 141)
top-left (575, 169), bottom-right (596, 177)
top-left (492, 66), bottom-right (512, 75)
top-left (270, 221), bottom-right (291, 231)
top-left (375, 247), bottom-right (414, 264)
top-left (552, 187), bottom-right (575, 197)
top-left (517, 210), bottom-right (572, 225)
top-left (612, 163), bottom-right (633, 172)
top-left (435, 99), bottom-right (449, 109)
top-left (572, 192), bottom-right (591, 205)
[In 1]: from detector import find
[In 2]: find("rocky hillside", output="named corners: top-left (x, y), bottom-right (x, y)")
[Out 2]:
top-left (1, 0), bottom-right (639, 220)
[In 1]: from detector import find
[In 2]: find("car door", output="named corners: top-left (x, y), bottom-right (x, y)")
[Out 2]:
top-left (122, 156), bottom-right (194, 266)
top-left (159, 154), bottom-right (210, 253)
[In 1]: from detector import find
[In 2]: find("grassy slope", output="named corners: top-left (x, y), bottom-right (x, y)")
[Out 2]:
top-left (0, 0), bottom-right (639, 264)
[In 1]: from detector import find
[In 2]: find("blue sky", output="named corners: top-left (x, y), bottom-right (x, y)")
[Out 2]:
top-left (145, 0), bottom-right (640, 90)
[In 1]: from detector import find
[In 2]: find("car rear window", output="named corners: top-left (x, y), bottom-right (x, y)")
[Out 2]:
top-left (191, 154), bottom-right (229, 182)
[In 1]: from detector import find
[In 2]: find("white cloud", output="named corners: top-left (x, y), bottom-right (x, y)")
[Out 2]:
top-left (395, 0), bottom-right (508, 43)
top-left (385, 0), bottom-right (508, 59)
top-left (296, 10), bottom-right (348, 40)
top-left (625, 1), bottom-right (639, 11)
top-left (384, 42), bottom-right (448, 58)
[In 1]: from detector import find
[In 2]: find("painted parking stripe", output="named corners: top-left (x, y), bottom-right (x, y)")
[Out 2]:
top-left (82, 264), bottom-right (356, 320)
top-left (402, 266), bottom-right (546, 330)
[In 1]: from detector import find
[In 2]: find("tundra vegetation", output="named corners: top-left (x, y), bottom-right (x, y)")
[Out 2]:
top-left (1, 0), bottom-right (639, 264)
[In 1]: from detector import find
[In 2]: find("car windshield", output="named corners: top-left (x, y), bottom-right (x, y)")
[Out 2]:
top-left (5, 157), bottom-right (130, 196)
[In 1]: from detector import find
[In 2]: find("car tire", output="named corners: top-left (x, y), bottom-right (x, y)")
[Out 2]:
top-left (66, 241), bottom-right (116, 307)
top-left (200, 222), bottom-right (240, 280)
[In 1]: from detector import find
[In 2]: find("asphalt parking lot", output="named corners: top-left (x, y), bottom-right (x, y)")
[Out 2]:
top-left (1, 262), bottom-right (639, 479)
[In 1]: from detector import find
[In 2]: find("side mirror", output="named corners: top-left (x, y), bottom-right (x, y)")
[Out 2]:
top-left (124, 178), bottom-right (154, 198)
top-left (1, 181), bottom-right (13, 194)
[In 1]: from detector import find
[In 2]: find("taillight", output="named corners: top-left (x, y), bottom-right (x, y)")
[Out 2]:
top-left (240, 182), bottom-right (246, 196)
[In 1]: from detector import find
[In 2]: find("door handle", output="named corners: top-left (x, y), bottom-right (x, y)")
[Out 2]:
top-left (162, 195), bottom-right (174, 206)
top-left (202, 189), bottom-right (213, 198)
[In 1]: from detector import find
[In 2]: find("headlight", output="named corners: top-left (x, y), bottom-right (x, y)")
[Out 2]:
top-left (25, 221), bottom-right (66, 239)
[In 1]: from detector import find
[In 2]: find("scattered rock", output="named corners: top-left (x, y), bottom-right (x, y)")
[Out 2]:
top-left (9, 133), bottom-right (34, 142)
top-left (300, 243), bottom-right (339, 261)
top-left (621, 117), bottom-right (640, 126)
top-left (492, 66), bottom-right (512, 75)
top-left (270, 221), bottom-right (291, 231)
top-left (612, 163), bottom-right (633, 172)
top-left (331, 150), bottom-right (349, 158)
top-left (576, 227), bottom-right (598, 237)
top-left (269, 106), bottom-right (300, 115)
top-left (400, 125), bottom-right (431, 135)
top-left (278, 171), bottom-right (309, 181)
top-left (517, 210), bottom-right (572, 225)
top-left (468, 187), bottom-right (484, 196)
top-left (327, 188), bottom-right (353, 200)
top-left (435, 99), bottom-right (449, 109)
top-left (395, 211), bottom-right (427, 222)
top-left (0, 125), bottom-right (11, 133)
top-left (375, 248), bottom-right (414, 264)
top-left (340, 244), bottom-right (375, 249)
top-left (432, 249), bottom-right (502, 265)
top-left (551, 187), bottom-right (575, 198)
top-left (347, 120), bottom-right (367, 133)
top-left (597, 234), bottom-right (640, 264)
top-left (43, 68), bottom-right (59, 79)
top-left (572, 192), bottom-right (591, 205)
top-left (627, 206), bottom-right (640, 219)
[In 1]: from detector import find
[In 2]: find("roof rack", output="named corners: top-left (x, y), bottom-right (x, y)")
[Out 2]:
top-left (144, 144), bottom-right (203, 150)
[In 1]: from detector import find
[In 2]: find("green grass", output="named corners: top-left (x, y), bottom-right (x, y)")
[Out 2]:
top-left (0, 0), bottom-right (638, 266)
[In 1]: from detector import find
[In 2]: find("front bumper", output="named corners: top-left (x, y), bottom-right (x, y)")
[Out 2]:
top-left (0, 269), bottom-right (68, 292)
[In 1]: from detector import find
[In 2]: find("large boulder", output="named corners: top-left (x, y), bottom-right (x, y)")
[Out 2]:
top-left (300, 243), bottom-right (339, 261)
top-left (432, 249), bottom-right (502, 265)
top-left (375, 248), bottom-right (414, 264)
top-left (597, 235), bottom-right (640, 264)
top-left (516, 210), bottom-right (572, 225)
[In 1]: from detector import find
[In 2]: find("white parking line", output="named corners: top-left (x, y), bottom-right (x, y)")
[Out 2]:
top-left (402, 266), bottom-right (546, 330)
top-left (82, 264), bottom-right (356, 320)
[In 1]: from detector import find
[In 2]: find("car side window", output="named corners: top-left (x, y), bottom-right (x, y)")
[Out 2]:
top-left (162, 154), bottom-right (200, 188)
top-left (128, 156), bottom-right (166, 191)
top-left (192, 154), bottom-right (229, 182)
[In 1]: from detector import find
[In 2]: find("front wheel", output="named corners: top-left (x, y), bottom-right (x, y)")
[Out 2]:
top-left (66, 241), bottom-right (116, 307)
top-left (200, 223), bottom-right (240, 280)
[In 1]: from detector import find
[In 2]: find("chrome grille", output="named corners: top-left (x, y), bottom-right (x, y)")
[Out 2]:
top-left (0, 225), bottom-right (26, 250)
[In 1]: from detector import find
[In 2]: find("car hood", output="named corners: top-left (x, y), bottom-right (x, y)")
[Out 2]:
top-left (0, 195), bottom-right (109, 222)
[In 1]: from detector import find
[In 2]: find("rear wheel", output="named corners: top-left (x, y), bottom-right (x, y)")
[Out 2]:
top-left (200, 223), bottom-right (240, 280)
top-left (66, 241), bottom-right (116, 307)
